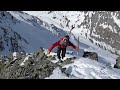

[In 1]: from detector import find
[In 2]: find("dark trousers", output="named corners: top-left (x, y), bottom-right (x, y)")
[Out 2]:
top-left (57, 47), bottom-right (66, 59)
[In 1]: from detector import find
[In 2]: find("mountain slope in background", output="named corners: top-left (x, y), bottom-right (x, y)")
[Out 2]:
top-left (0, 11), bottom-right (68, 55)
top-left (24, 11), bottom-right (120, 55)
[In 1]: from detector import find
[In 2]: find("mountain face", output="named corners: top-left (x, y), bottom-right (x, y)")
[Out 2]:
top-left (24, 11), bottom-right (120, 55)
top-left (2, 11), bottom-right (120, 56)
top-left (0, 11), bottom-right (67, 55)
top-left (0, 11), bottom-right (27, 54)
top-left (1, 11), bottom-right (120, 79)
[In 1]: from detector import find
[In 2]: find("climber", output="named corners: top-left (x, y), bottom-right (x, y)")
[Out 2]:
top-left (47, 35), bottom-right (80, 63)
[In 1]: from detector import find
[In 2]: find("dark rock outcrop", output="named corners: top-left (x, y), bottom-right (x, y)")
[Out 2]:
top-left (0, 47), bottom-right (58, 79)
top-left (83, 51), bottom-right (98, 61)
top-left (0, 60), bottom-right (5, 73)
top-left (114, 56), bottom-right (120, 69)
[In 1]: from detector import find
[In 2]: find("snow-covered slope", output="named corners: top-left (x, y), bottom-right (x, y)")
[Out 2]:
top-left (45, 35), bottom-right (120, 79)
top-left (0, 11), bottom-right (67, 55)
top-left (24, 11), bottom-right (120, 56)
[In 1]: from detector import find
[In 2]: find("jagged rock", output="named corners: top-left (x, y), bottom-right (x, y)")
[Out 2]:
top-left (20, 55), bottom-right (34, 67)
top-left (12, 52), bottom-right (24, 60)
top-left (0, 55), bottom-right (9, 61)
top-left (0, 47), bottom-right (58, 79)
top-left (114, 56), bottom-right (120, 69)
top-left (0, 60), bottom-right (5, 73)
top-left (31, 59), bottom-right (57, 79)
top-left (7, 53), bottom-right (14, 60)
top-left (47, 55), bottom-right (56, 60)
top-left (83, 51), bottom-right (98, 61)
top-left (36, 47), bottom-right (47, 60)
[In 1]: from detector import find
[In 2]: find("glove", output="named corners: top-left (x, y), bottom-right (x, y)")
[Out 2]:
top-left (47, 50), bottom-right (50, 55)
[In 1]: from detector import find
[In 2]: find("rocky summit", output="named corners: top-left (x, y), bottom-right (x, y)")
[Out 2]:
top-left (0, 47), bottom-right (58, 79)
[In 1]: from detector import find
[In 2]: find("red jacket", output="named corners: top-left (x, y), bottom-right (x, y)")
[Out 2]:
top-left (48, 36), bottom-right (77, 52)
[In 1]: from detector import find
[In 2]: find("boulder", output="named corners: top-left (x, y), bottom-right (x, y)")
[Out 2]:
top-left (114, 56), bottom-right (120, 69)
top-left (83, 51), bottom-right (98, 61)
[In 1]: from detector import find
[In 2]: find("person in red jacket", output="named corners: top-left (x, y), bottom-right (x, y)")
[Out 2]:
top-left (47, 35), bottom-right (79, 62)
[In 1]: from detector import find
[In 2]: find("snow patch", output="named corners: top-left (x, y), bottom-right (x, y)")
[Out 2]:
top-left (20, 55), bottom-right (31, 66)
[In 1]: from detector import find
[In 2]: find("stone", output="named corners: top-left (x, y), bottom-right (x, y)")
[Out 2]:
top-left (83, 51), bottom-right (98, 61)
top-left (114, 56), bottom-right (120, 69)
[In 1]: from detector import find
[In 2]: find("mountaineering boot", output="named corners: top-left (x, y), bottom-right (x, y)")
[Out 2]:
top-left (61, 57), bottom-right (66, 61)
